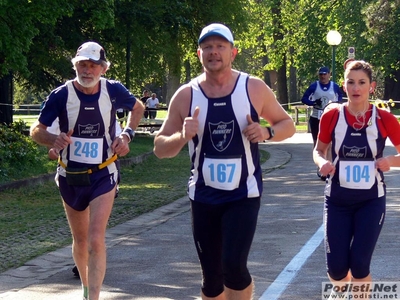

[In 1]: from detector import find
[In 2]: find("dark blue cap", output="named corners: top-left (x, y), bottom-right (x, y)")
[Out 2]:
top-left (319, 66), bottom-right (330, 74)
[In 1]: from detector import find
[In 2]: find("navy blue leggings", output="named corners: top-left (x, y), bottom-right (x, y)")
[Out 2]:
top-left (190, 197), bottom-right (260, 298)
top-left (324, 196), bottom-right (385, 280)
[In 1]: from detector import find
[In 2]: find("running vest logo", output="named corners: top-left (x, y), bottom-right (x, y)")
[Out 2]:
top-left (78, 123), bottom-right (100, 136)
top-left (84, 107), bottom-right (95, 110)
top-left (351, 133), bottom-right (362, 136)
top-left (209, 120), bottom-right (234, 152)
top-left (342, 146), bottom-right (367, 159)
top-left (213, 102), bottom-right (226, 106)
top-left (320, 96), bottom-right (329, 106)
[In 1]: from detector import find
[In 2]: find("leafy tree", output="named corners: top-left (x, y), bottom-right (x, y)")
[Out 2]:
top-left (0, 0), bottom-right (114, 124)
top-left (239, 0), bottom-right (377, 105)
top-left (21, 0), bottom-right (115, 93)
top-left (104, 0), bottom-right (249, 104)
top-left (0, 0), bottom-right (71, 124)
top-left (0, 1), bottom-right (67, 77)
top-left (4, 0), bottom-right (400, 122)
top-left (102, 0), bottom-right (164, 94)
top-left (363, 0), bottom-right (400, 100)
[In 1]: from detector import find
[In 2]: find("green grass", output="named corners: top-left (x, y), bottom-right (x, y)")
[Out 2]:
top-left (13, 115), bottom-right (38, 127)
top-left (0, 145), bottom-right (190, 272)
top-left (125, 135), bottom-right (156, 157)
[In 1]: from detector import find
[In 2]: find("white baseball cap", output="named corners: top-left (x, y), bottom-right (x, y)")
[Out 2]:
top-left (71, 41), bottom-right (110, 66)
top-left (198, 23), bottom-right (234, 45)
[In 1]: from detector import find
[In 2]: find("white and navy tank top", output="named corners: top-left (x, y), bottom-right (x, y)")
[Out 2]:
top-left (58, 78), bottom-right (117, 175)
top-left (311, 81), bottom-right (337, 119)
top-left (325, 105), bottom-right (386, 203)
top-left (188, 72), bottom-right (263, 204)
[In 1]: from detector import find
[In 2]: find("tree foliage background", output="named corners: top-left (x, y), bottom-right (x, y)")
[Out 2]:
top-left (1, 0), bottom-right (399, 124)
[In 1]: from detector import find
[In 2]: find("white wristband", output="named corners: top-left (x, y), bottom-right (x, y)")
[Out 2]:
top-left (120, 131), bottom-right (131, 143)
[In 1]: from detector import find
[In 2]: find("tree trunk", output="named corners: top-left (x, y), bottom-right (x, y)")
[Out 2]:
top-left (276, 55), bottom-right (288, 106)
top-left (125, 37), bottom-right (131, 90)
top-left (164, 30), bottom-right (181, 106)
top-left (0, 72), bottom-right (13, 125)
top-left (289, 47), bottom-right (297, 105)
top-left (271, 1), bottom-right (288, 106)
top-left (384, 70), bottom-right (400, 106)
top-left (184, 59), bottom-right (191, 84)
top-left (165, 73), bottom-right (180, 107)
top-left (262, 47), bottom-right (271, 87)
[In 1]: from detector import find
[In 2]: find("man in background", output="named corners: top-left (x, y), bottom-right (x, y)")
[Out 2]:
top-left (141, 90), bottom-right (150, 119)
top-left (301, 66), bottom-right (343, 180)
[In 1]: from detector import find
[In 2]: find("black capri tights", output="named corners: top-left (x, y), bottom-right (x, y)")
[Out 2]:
top-left (309, 116), bottom-right (320, 143)
top-left (190, 197), bottom-right (260, 298)
top-left (324, 196), bottom-right (385, 280)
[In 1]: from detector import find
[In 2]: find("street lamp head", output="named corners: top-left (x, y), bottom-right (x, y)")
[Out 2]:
top-left (326, 30), bottom-right (342, 46)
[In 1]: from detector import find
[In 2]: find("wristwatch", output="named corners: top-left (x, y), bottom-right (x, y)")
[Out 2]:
top-left (266, 126), bottom-right (275, 140)
top-left (121, 127), bottom-right (135, 142)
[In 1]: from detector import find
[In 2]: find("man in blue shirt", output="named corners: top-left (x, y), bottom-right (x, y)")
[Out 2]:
top-left (30, 41), bottom-right (144, 300)
top-left (302, 66), bottom-right (343, 180)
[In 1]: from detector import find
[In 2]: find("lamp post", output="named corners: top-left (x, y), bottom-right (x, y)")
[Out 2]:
top-left (326, 30), bottom-right (342, 83)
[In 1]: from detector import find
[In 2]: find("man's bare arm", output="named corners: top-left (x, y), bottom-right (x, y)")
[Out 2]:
top-left (248, 77), bottom-right (296, 141)
top-left (153, 85), bottom-right (193, 158)
top-left (125, 99), bottom-right (145, 130)
top-left (30, 121), bottom-right (56, 148)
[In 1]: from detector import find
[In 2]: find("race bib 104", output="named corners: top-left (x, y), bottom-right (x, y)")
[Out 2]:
top-left (339, 160), bottom-right (375, 189)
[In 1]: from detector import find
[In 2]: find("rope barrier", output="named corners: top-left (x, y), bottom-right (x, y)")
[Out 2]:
top-left (3, 98), bottom-right (400, 114)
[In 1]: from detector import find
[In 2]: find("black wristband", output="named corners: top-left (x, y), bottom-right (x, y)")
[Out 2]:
top-left (122, 127), bottom-right (135, 142)
top-left (266, 126), bottom-right (275, 140)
